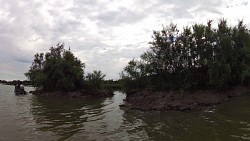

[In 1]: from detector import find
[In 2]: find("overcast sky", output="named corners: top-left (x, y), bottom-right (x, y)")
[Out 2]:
top-left (0, 0), bottom-right (249, 80)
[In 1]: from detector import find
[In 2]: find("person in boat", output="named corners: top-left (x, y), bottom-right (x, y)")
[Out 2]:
top-left (20, 84), bottom-right (24, 91)
top-left (14, 82), bottom-right (20, 93)
top-left (15, 81), bottom-right (26, 94)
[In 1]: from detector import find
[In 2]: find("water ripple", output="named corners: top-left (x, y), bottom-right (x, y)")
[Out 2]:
top-left (2, 85), bottom-right (250, 141)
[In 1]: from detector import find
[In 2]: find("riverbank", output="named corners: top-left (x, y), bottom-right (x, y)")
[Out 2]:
top-left (30, 89), bottom-right (114, 98)
top-left (121, 86), bottom-right (250, 111)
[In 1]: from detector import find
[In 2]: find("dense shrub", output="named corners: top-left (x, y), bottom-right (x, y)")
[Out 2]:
top-left (85, 70), bottom-right (106, 90)
top-left (121, 19), bottom-right (250, 91)
top-left (25, 43), bottom-right (85, 92)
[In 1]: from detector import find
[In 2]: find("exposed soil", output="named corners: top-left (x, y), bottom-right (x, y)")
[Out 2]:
top-left (120, 86), bottom-right (250, 111)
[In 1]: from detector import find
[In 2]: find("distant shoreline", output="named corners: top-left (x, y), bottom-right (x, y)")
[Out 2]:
top-left (0, 83), bottom-right (114, 98)
top-left (120, 86), bottom-right (250, 111)
top-left (0, 80), bottom-right (32, 86)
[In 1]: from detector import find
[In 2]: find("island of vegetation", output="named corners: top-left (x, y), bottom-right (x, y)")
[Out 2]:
top-left (20, 19), bottom-right (250, 111)
top-left (120, 19), bottom-right (250, 111)
top-left (25, 43), bottom-right (115, 98)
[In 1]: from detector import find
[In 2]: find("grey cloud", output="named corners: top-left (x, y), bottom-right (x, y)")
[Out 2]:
top-left (96, 7), bottom-right (145, 26)
top-left (0, 0), bottom-right (232, 80)
top-left (15, 57), bottom-right (32, 64)
top-left (68, 0), bottom-right (105, 19)
top-left (80, 42), bottom-right (148, 79)
top-left (133, 0), bottom-right (223, 19)
top-left (243, 2), bottom-right (248, 6)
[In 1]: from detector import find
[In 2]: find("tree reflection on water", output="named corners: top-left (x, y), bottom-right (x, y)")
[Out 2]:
top-left (30, 96), bottom-right (105, 140)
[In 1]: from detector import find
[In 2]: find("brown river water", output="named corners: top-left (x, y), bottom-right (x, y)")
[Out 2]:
top-left (1, 84), bottom-right (250, 141)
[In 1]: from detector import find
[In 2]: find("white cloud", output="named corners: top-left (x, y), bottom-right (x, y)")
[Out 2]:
top-left (0, 0), bottom-right (247, 80)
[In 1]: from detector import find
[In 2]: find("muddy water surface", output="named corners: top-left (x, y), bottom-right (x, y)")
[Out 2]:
top-left (1, 84), bottom-right (250, 141)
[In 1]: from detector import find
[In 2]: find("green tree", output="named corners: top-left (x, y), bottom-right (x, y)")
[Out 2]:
top-left (122, 19), bottom-right (250, 92)
top-left (25, 43), bottom-right (85, 92)
top-left (85, 70), bottom-right (106, 90)
top-left (120, 59), bottom-right (149, 91)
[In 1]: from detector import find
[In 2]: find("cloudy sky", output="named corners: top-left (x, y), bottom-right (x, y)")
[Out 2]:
top-left (0, 0), bottom-right (249, 80)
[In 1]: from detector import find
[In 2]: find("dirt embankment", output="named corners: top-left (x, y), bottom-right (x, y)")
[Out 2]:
top-left (121, 86), bottom-right (250, 111)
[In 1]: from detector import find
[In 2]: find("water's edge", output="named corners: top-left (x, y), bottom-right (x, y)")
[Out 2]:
top-left (1, 84), bottom-right (250, 141)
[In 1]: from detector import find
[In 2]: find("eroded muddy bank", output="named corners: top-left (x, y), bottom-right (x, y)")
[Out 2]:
top-left (121, 86), bottom-right (250, 111)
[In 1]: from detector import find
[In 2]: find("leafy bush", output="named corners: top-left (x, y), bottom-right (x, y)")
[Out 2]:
top-left (25, 43), bottom-right (85, 92)
top-left (122, 19), bottom-right (250, 91)
top-left (85, 70), bottom-right (106, 90)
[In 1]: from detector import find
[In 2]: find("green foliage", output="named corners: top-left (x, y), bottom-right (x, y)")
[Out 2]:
top-left (122, 19), bottom-right (250, 91)
top-left (120, 59), bottom-right (149, 91)
top-left (85, 70), bottom-right (106, 90)
top-left (25, 43), bottom-right (85, 92)
top-left (102, 79), bottom-right (123, 91)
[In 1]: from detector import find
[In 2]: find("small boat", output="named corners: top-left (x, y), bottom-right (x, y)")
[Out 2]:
top-left (15, 85), bottom-right (27, 95)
